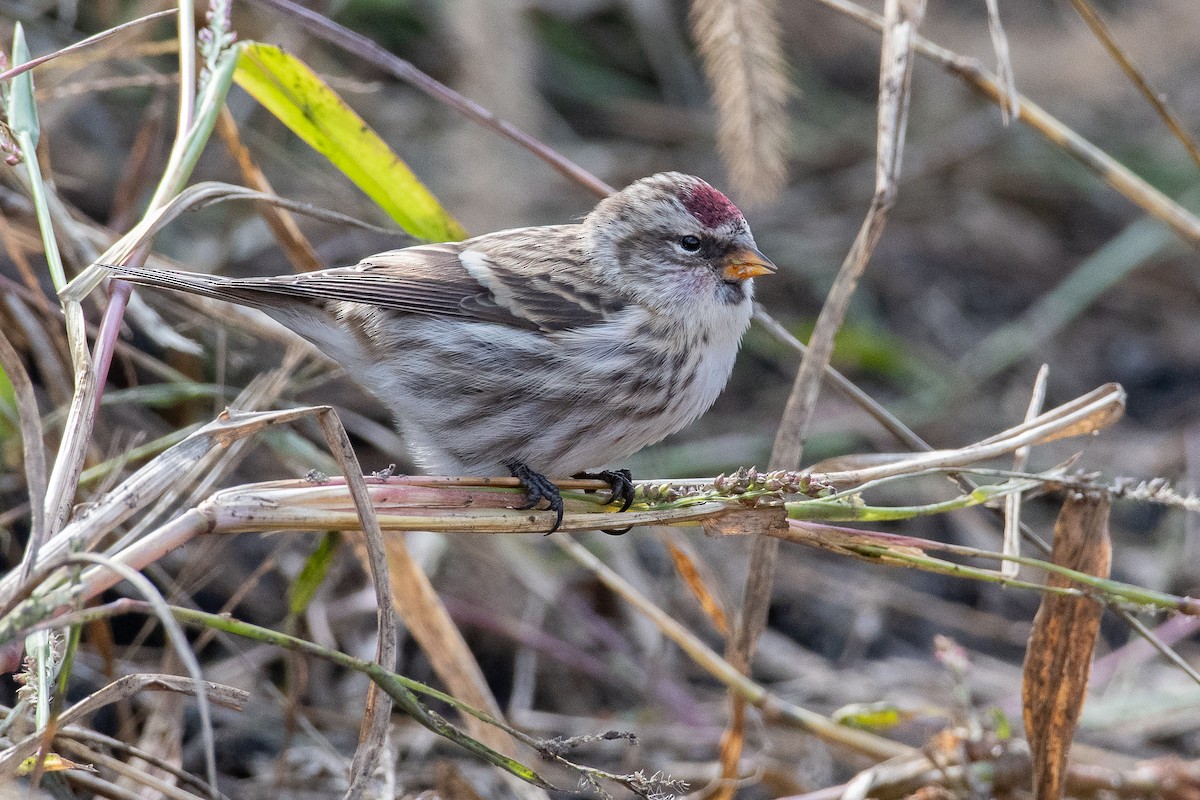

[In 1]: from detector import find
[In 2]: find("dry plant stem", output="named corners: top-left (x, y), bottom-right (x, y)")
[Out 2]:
top-left (766, 0), bottom-right (920, 512)
top-left (0, 406), bottom-right (339, 619)
top-left (752, 305), bottom-right (925, 452)
top-left (983, 0), bottom-right (1017, 122)
top-left (148, 0), bottom-right (197, 213)
top-left (64, 552), bottom-right (220, 796)
top-left (42, 366), bottom-right (95, 537)
top-left (1067, 0), bottom-right (1200, 171)
top-left (115, 352), bottom-right (305, 554)
top-left (63, 182), bottom-right (405, 302)
top-left (23, 473), bottom-right (1200, 643)
top-left (814, 0), bottom-right (1200, 249)
top-left (62, 726), bottom-right (226, 799)
top-left (43, 6), bottom-right (205, 545)
top-left (0, 673), bottom-right (247, 776)
top-left (57, 739), bottom-right (218, 800)
top-left (554, 537), bottom-right (911, 761)
top-left (817, 383), bottom-right (1124, 488)
top-left (1003, 364), bottom-right (1049, 579)
top-left (102, 602), bottom-right (620, 792)
top-left (311, 410), bottom-right (399, 798)
top-left (1106, 611), bottom-right (1200, 691)
top-left (363, 534), bottom-right (515, 755)
top-left (0, 327), bottom-right (48, 582)
top-left (205, 497), bottom-right (732, 534)
top-left (777, 520), bottom-right (1200, 615)
top-left (754, 301), bottom-right (1170, 674)
top-left (248, 0), bottom-right (615, 199)
top-left (729, 0), bottom-right (922, 766)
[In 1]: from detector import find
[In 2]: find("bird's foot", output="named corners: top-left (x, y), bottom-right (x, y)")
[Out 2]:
top-left (575, 469), bottom-right (635, 535)
top-left (575, 469), bottom-right (635, 512)
top-left (507, 461), bottom-right (564, 534)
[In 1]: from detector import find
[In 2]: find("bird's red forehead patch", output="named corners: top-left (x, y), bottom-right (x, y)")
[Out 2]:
top-left (679, 183), bottom-right (744, 229)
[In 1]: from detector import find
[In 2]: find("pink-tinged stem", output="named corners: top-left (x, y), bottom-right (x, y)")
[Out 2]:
top-left (91, 279), bottom-right (132, 416)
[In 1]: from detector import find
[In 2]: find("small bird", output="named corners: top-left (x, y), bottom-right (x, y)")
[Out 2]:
top-left (107, 172), bottom-right (775, 531)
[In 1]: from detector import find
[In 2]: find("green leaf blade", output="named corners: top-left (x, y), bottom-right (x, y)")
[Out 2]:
top-left (287, 531), bottom-right (340, 617)
top-left (7, 23), bottom-right (40, 144)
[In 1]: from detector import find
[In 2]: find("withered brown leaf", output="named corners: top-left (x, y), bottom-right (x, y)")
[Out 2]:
top-left (1022, 491), bottom-right (1112, 800)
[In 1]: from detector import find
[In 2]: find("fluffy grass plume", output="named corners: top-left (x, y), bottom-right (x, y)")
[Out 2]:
top-left (689, 0), bottom-right (792, 204)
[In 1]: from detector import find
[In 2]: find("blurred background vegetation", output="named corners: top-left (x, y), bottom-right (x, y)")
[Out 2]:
top-left (3, 0), bottom-right (1200, 796)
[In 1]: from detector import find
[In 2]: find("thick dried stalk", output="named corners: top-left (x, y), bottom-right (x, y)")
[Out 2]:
top-left (726, 0), bottom-right (924, 781)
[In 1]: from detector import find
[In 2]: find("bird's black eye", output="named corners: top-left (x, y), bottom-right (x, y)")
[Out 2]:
top-left (679, 235), bottom-right (702, 253)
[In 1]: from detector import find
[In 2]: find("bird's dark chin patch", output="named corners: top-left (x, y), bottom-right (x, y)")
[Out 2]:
top-left (716, 280), bottom-right (746, 304)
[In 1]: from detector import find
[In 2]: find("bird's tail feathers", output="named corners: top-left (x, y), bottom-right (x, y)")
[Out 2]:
top-left (103, 264), bottom-right (302, 312)
top-left (103, 264), bottom-right (369, 368)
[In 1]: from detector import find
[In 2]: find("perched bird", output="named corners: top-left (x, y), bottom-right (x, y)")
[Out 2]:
top-left (107, 172), bottom-right (775, 531)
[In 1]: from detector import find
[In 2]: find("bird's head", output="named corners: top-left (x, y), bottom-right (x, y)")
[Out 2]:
top-left (582, 172), bottom-right (775, 312)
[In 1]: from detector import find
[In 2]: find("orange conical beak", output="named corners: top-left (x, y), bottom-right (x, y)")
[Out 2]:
top-left (721, 247), bottom-right (776, 282)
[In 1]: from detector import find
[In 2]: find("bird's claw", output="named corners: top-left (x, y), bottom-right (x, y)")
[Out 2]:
top-left (575, 468), bottom-right (636, 535)
top-left (507, 461), bottom-right (565, 534)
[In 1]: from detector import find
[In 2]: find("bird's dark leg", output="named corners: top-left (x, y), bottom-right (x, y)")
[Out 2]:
top-left (575, 468), bottom-right (635, 535)
top-left (506, 461), bottom-right (564, 534)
